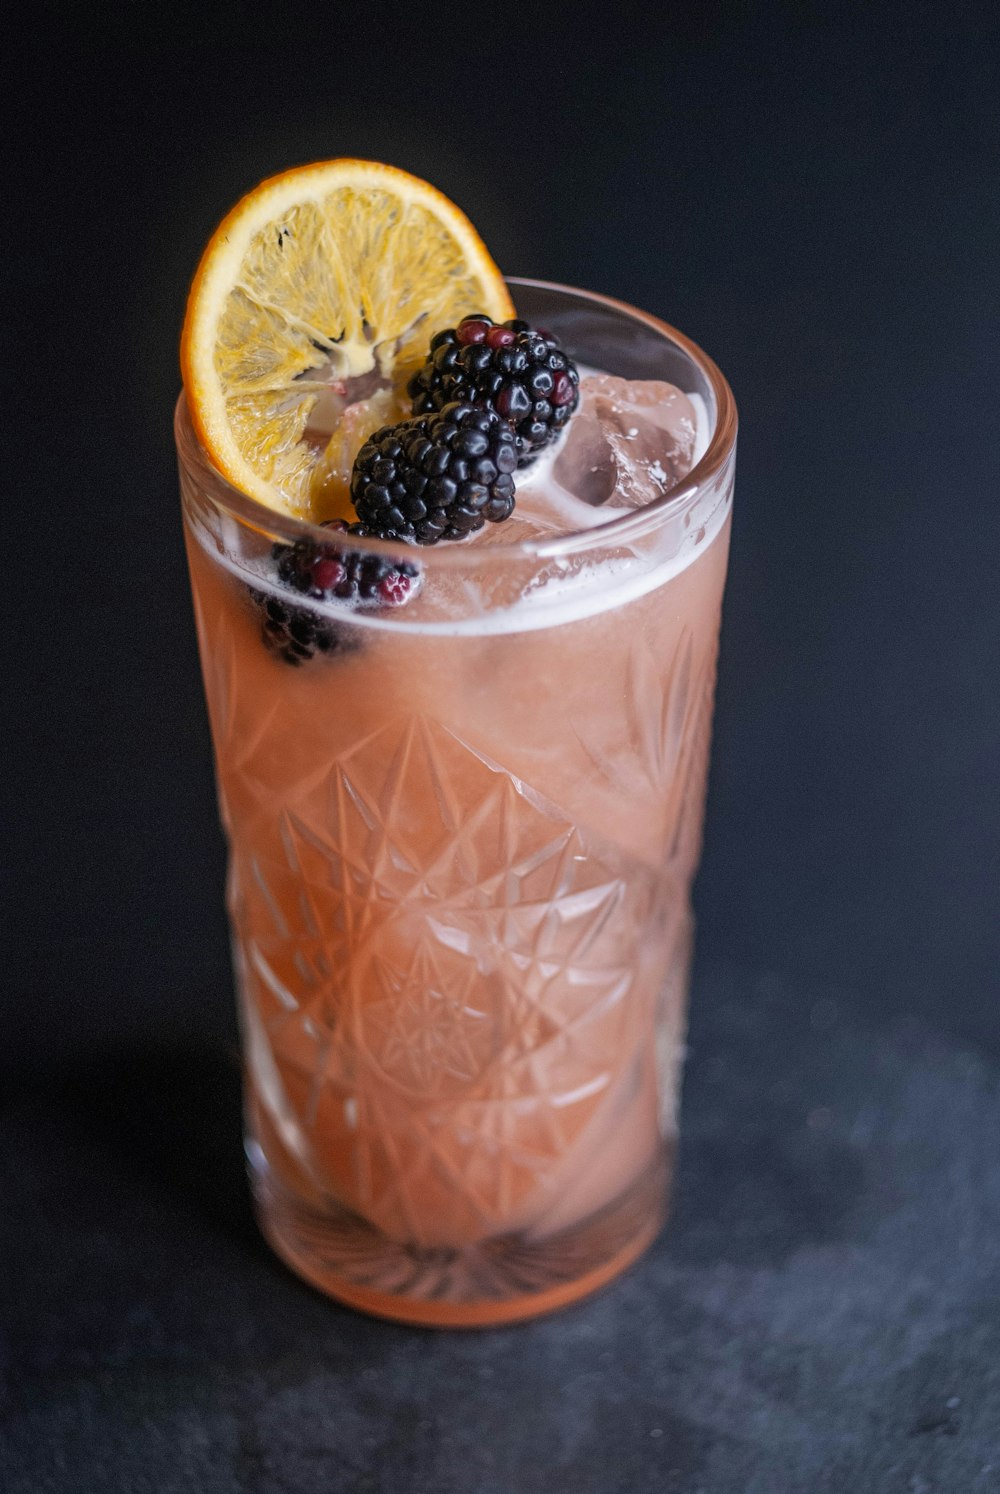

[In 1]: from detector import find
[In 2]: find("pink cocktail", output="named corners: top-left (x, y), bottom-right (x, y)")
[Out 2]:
top-left (178, 280), bottom-right (736, 1325)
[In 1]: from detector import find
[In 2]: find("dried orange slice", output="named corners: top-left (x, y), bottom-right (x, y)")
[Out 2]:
top-left (181, 160), bottom-right (514, 518)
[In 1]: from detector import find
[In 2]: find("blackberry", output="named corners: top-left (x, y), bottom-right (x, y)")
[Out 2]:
top-left (407, 315), bottom-right (580, 466)
top-left (350, 402), bottom-right (517, 543)
top-left (253, 521), bottom-right (419, 666)
top-left (256, 590), bottom-right (342, 667)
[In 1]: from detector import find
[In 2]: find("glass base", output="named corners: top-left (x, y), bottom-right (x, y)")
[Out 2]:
top-left (249, 1147), bottom-right (670, 1328)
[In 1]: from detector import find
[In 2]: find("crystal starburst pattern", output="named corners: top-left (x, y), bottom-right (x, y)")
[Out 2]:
top-left (227, 711), bottom-right (691, 1248)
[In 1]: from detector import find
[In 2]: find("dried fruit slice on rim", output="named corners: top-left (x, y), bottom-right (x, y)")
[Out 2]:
top-left (180, 159), bottom-right (514, 517)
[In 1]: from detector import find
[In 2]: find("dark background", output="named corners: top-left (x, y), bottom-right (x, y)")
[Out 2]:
top-left (3, 3), bottom-right (999, 1490)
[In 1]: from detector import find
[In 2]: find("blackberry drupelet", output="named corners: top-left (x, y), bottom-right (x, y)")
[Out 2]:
top-left (407, 315), bottom-right (580, 466)
top-left (350, 403), bottom-right (517, 543)
top-left (254, 521), bottom-right (419, 666)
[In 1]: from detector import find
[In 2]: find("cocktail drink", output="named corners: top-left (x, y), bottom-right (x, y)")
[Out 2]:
top-left (177, 166), bottom-right (736, 1326)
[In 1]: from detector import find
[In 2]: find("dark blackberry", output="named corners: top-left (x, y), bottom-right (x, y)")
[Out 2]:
top-left (407, 315), bottom-right (580, 466)
top-left (255, 590), bottom-right (343, 667)
top-left (350, 402), bottom-right (517, 543)
top-left (253, 520), bottom-right (419, 666)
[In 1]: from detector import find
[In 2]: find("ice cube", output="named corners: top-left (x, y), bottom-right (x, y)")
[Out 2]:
top-left (551, 375), bottom-right (698, 511)
top-left (309, 387), bottom-right (406, 521)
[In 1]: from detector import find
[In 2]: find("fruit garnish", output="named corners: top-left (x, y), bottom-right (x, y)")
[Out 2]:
top-left (181, 161), bottom-right (514, 518)
top-left (308, 386), bottom-right (401, 522)
top-left (408, 314), bottom-right (580, 466)
top-left (350, 403), bottom-right (517, 543)
top-left (253, 522), bottom-right (420, 666)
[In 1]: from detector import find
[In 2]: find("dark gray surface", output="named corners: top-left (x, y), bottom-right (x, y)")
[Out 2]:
top-left (3, 3), bottom-right (999, 1490)
top-left (3, 965), bottom-right (999, 1492)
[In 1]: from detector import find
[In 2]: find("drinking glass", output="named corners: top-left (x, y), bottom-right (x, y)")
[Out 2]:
top-left (177, 279), bottom-right (737, 1325)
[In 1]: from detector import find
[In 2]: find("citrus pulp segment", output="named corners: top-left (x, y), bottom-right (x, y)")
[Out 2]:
top-left (181, 160), bottom-right (514, 517)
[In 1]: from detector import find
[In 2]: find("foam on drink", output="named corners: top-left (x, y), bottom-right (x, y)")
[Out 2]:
top-left (189, 377), bottom-right (725, 637)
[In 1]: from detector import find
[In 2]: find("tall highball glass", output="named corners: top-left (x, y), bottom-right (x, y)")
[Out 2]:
top-left (177, 280), bottom-right (737, 1326)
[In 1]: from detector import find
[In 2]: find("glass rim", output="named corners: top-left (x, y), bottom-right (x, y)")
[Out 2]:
top-left (175, 275), bottom-right (738, 564)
